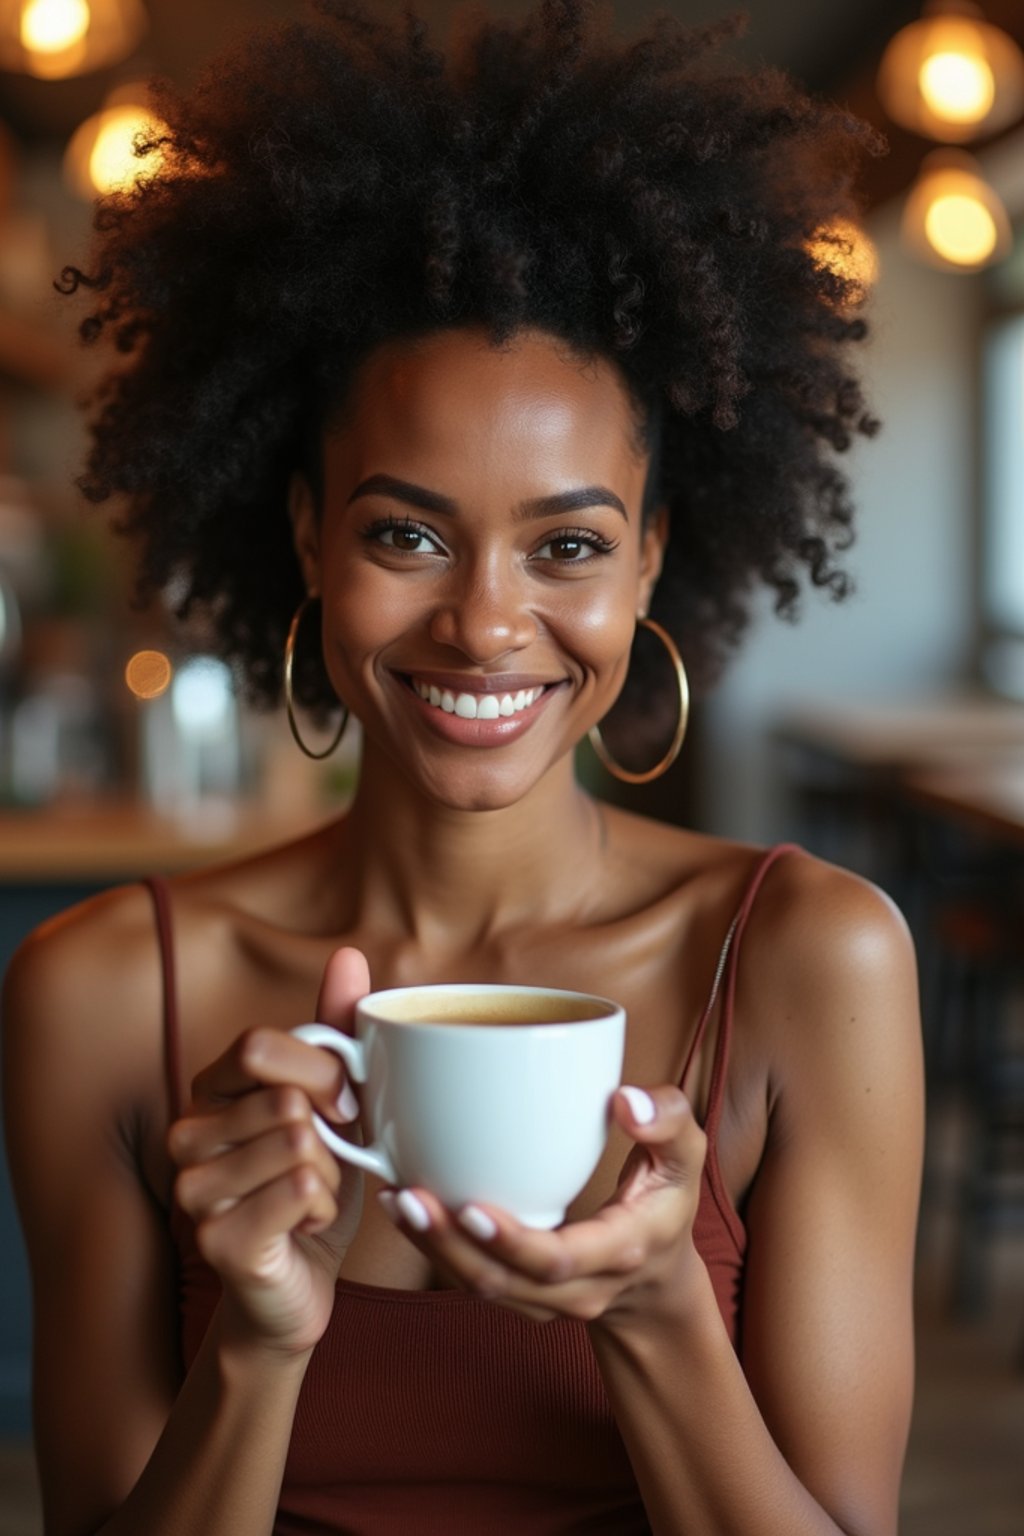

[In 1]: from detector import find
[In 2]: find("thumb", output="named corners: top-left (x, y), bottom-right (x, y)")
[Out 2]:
top-left (316, 946), bottom-right (371, 1031)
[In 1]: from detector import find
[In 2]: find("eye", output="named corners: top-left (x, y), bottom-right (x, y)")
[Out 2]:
top-left (362, 518), bottom-right (445, 555)
top-left (533, 528), bottom-right (619, 564)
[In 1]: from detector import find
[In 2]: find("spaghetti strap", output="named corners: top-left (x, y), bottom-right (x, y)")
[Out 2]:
top-left (141, 875), bottom-right (186, 1122)
top-left (681, 842), bottom-right (802, 1137)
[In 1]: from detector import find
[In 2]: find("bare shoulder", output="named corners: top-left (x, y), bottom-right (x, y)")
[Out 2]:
top-left (3, 880), bottom-right (165, 1058)
top-left (2, 818), bottom-right (340, 1087)
top-left (738, 848), bottom-right (922, 1122)
top-left (745, 846), bottom-right (918, 1000)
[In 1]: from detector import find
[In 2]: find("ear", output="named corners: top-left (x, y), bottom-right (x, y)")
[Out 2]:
top-left (288, 470), bottom-right (321, 595)
top-left (637, 502), bottom-right (669, 616)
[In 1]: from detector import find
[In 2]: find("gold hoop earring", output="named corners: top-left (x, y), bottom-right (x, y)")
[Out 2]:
top-left (588, 617), bottom-right (689, 785)
top-left (283, 595), bottom-right (349, 760)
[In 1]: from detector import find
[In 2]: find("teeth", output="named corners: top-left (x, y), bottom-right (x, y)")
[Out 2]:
top-left (412, 680), bottom-right (544, 719)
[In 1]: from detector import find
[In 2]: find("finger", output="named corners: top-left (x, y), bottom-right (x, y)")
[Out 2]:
top-left (175, 1120), bottom-right (342, 1224)
top-left (190, 1027), bottom-right (356, 1122)
top-left (316, 945), bottom-right (371, 1028)
top-left (195, 1167), bottom-right (339, 1280)
top-left (454, 1196), bottom-right (649, 1282)
top-left (611, 1085), bottom-right (707, 1189)
top-left (380, 1189), bottom-right (631, 1321)
top-left (169, 1083), bottom-right (344, 1167)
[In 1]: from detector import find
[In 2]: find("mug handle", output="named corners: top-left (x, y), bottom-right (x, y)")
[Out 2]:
top-left (290, 1023), bottom-right (397, 1184)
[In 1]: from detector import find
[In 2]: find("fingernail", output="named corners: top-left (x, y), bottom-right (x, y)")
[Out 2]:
top-left (378, 1189), bottom-right (399, 1219)
top-left (458, 1204), bottom-right (497, 1241)
top-left (620, 1085), bottom-right (656, 1124)
top-left (396, 1189), bottom-right (431, 1231)
top-left (335, 1080), bottom-right (359, 1122)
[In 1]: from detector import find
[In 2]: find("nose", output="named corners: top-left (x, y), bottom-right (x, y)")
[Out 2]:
top-left (427, 565), bottom-right (537, 664)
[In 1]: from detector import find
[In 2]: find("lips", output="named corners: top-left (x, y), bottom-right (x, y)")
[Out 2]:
top-left (411, 680), bottom-right (546, 720)
top-left (394, 670), bottom-right (564, 742)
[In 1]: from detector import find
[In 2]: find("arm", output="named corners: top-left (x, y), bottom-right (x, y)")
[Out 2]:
top-left (2, 893), bottom-right (365, 1536)
top-left (589, 862), bottom-right (923, 1536)
top-left (379, 858), bottom-right (922, 1536)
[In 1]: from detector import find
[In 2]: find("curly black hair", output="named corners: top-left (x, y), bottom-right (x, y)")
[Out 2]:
top-left (59, 0), bottom-right (882, 716)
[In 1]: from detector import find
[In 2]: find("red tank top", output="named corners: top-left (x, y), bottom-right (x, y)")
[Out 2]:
top-left (145, 843), bottom-right (796, 1535)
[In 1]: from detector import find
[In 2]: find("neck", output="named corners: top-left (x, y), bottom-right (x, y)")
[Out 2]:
top-left (339, 742), bottom-right (606, 951)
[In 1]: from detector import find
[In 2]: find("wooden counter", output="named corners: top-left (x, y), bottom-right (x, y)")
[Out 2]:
top-left (0, 798), bottom-right (334, 882)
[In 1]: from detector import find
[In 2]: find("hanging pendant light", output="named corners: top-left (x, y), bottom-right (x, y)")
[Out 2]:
top-left (0, 0), bottom-right (146, 80)
top-left (877, 1), bottom-right (1024, 143)
top-left (901, 148), bottom-right (1012, 271)
top-left (63, 82), bottom-right (167, 199)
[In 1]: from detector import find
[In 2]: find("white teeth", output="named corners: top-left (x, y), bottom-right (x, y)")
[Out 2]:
top-left (411, 680), bottom-right (544, 719)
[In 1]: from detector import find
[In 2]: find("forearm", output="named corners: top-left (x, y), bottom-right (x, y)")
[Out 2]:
top-left (95, 1302), bottom-right (311, 1536)
top-left (589, 1269), bottom-right (865, 1536)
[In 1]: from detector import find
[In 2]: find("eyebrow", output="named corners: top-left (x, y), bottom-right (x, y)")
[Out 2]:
top-left (346, 472), bottom-right (629, 522)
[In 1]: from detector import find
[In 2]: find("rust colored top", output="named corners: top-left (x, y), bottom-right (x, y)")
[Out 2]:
top-left (145, 843), bottom-right (797, 1535)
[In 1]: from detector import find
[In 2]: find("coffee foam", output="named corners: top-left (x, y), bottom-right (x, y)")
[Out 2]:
top-left (367, 990), bottom-right (609, 1027)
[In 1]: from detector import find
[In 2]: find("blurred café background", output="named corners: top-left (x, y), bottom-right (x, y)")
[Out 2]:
top-left (1, 2), bottom-right (1023, 1532)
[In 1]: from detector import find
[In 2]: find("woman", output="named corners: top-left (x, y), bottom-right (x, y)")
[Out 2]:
top-left (3, 3), bottom-right (923, 1533)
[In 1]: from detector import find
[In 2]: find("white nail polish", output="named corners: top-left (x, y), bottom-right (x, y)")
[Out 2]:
top-left (335, 1080), bottom-right (359, 1122)
top-left (459, 1204), bottom-right (498, 1241)
top-left (620, 1085), bottom-right (656, 1124)
top-left (396, 1189), bottom-right (431, 1231)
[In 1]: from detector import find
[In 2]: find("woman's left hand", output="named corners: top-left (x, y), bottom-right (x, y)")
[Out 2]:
top-left (378, 1084), bottom-right (708, 1328)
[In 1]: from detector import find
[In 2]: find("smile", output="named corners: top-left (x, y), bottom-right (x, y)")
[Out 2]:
top-left (410, 680), bottom-right (546, 719)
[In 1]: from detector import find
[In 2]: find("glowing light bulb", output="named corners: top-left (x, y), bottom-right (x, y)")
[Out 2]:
top-left (19, 0), bottom-right (90, 54)
top-left (901, 149), bottom-right (1011, 275)
top-left (919, 49), bottom-right (995, 123)
top-left (125, 649), bottom-right (172, 700)
top-left (87, 104), bottom-right (163, 194)
top-left (924, 193), bottom-right (998, 266)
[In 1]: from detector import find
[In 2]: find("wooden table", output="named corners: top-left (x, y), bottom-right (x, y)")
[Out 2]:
top-left (773, 695), bottom-right (1024, 774)
top-left (901, 758), bottom-right (1024, 851)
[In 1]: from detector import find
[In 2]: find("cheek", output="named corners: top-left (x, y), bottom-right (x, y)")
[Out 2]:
top-left (548, 572), bottom-right (639, 673)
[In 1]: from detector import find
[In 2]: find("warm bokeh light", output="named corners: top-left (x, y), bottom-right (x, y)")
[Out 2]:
top-left (64, 91), bottom-right (167, 199)
top-left (1, 0), bottom-right (146, 80)
top-left (125, 649), bottom-right (173, 700)
top-left (877, 7), bottom-right (1024, 143)
top-left (901, 150), bottom-right (1011, 273)
top-left (925, 193), bottom-right (998, 265)
top-left (19, 0), bottom-right (89, 54)
top-left (87, 103), bottom-right (164, 193)
top-left (918, 48), bottom-right (996, 123)
top-left (808, 218), bottom-right (879, 302)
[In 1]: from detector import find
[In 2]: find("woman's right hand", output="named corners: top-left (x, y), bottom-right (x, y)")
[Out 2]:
top-left (167, 946), bottom-right (370, 1359)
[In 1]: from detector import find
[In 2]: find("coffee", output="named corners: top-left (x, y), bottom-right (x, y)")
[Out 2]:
top-left (292, 982), bottom-right (625, 1227)
top-left (374, 991), bottom-right (604, 1026)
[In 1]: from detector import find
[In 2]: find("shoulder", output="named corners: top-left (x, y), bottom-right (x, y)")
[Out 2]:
top-left (4, 879), bottom-right (164, 1038)
top-left (2, 881), bottom-right (170, 1121)
top-left (743, 845), bottom-right (917, 1005)
top-left (737, 847), bottom-right (922, 1129)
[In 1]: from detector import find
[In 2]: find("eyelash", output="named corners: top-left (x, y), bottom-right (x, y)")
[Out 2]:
top-left (360, 516), bottom-right (619, 562)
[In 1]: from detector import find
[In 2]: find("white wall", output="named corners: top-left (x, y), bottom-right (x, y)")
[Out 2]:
top-left (698, 196), bottom-right (988, 842)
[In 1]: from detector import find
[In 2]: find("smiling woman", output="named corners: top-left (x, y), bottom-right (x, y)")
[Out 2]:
top-left (1, 4), bottom-right (923, 1536)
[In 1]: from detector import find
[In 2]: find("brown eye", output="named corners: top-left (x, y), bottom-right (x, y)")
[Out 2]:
top-left (555, 538), bottom-right (584, 560)
top-left (366, 520), bottom-right (443, 554)
top-left (390, 527), bottom-right (426, 552)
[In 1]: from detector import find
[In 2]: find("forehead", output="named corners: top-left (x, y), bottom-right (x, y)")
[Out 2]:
top-left (323, 326), bottom-right (646, 495)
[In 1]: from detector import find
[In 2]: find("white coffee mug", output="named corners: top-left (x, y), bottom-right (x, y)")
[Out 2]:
top-left (291, 983), bottom-right (626, 1228)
